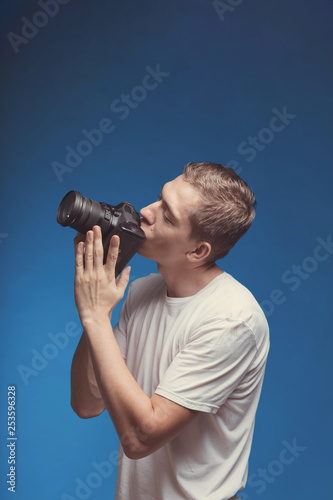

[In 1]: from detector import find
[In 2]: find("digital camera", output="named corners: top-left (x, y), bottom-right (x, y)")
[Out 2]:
top-left (57, 190), bottom-right (146, 276)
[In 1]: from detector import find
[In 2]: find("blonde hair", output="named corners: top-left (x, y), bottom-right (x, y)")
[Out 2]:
top-left (183, 162), bottom-right (257, 261)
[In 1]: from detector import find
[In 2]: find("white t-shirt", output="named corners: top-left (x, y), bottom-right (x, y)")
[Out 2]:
top-left (113, 272), bottom-right (269, 500)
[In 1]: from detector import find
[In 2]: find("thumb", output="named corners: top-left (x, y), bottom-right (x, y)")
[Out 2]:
top-left (117, 266), bottom-right (131, 294)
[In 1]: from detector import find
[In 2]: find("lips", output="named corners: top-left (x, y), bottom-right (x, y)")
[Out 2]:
top-left (139, 218), bottom-right (147, 235)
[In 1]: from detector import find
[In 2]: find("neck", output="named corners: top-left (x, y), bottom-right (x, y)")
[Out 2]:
top-left (157, 261), bottom-right (224, 298)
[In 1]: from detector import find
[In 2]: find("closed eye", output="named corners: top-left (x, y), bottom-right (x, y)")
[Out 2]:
top-left (157, 194), bottom-right (172, 224)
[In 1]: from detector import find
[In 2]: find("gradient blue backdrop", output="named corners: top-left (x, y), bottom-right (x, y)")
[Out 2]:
top-left (1, 1), bottom-right (332, 499)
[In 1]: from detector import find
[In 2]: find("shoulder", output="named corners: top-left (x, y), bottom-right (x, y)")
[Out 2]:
top-left (188, 272), bottom-right (269, 346)
top-left (220, 273), bottom-right (267, 319)
top-left (126, 273), bottom-right (166, 311)
top-left (129, 272), bottom-right (165, 294)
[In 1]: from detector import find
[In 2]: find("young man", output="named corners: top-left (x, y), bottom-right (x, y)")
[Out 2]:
top-left (71, 162), bottom-right (270, 500)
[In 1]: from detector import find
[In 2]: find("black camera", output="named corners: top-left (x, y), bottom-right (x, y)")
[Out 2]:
top-left (57, 191), bottom-right (146, 276)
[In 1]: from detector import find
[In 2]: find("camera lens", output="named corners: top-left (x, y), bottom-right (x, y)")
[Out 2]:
top-left (57, 191), bottom-right (83, 226)
top-left (57, 190), bottom-right (146, 274)
top-left (57, 190), bottom-right (114, 234)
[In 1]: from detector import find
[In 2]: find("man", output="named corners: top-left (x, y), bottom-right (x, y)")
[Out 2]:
top-left (71, 162), bottom-right (270, 500)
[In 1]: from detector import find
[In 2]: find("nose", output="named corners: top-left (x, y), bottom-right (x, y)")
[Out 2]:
top-left (140, 203), bottom-right (156, 225)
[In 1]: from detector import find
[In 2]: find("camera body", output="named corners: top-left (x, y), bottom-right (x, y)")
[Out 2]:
top-left (57, 191), bottom-right (146, 277)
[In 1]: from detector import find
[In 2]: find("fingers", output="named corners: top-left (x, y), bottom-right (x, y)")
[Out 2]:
top-left (75, 241), bottom-right (85, 278)
top-left (84, 230), bottom-right (94, 272)
top-left (75, 230), bottom-right (124, 282)
top-left (74, 232), bottom-right (85, 247)
top-left (92, 226), bottom-right (104, 271)
top-left (105, 235), bottom-right (120, 276)
top-left (83, 226), bottom-right (104, 272)
top-left (117, 266), bottom-right (131, 294)
top-left (105, 236), bottom-right (131, 293)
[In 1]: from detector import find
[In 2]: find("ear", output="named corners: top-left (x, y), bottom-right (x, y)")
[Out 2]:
top-left (186, 241), bottom-right (212, 263)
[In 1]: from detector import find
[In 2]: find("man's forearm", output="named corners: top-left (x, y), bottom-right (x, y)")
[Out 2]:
top-left (83, 316), bottom-right (157, 456)
top-left (71, 331), bottom-right (106, 418)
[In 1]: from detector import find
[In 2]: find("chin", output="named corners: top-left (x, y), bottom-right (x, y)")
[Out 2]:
top-left (137, 245), bottom-right (157, 262)
top-left (137, 244), bottom-right (150, 258)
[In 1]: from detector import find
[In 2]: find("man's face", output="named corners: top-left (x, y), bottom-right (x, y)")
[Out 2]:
top-left (138, 174), bottom-right (203, 267)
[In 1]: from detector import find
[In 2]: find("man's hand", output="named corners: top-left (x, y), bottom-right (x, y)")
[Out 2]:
top-left (74, 225), bottom-right (131, 327)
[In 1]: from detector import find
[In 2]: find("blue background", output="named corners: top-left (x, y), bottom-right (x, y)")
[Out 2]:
top-left (1, 1), bottom-right (332, 499)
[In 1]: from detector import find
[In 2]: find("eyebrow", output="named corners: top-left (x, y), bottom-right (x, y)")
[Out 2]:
top-left (160, 184), bottom-right (179, 224)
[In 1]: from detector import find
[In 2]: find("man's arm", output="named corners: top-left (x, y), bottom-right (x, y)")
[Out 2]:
top-left (83, 315), bottom-right (199, 459)
top-left (73, 226), bottom-right (199, 459)
top-left (70, 331), bottom-right (106, 419)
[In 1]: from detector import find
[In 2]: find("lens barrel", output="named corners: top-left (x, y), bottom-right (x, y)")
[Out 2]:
top-left (56, 191), bottom-right (112, 234)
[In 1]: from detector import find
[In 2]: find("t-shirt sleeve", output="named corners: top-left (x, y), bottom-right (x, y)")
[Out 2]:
top-left (155, 318), bottom-right (258, 413)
